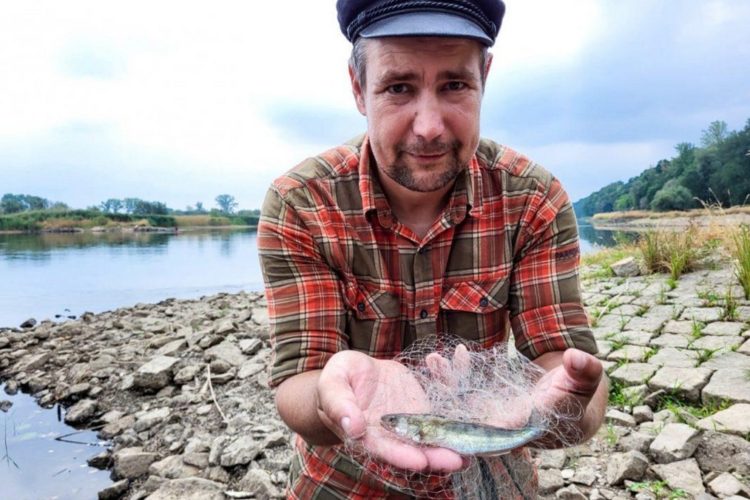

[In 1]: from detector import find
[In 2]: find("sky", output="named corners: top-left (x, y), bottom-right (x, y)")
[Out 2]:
top-left (1, 0), bottom-right (749, 211)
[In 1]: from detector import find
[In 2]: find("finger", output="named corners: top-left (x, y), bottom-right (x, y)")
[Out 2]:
top-left (425, 352), bottom-right (452, 385)
top-left (452, 344), bottom-right (472, 376)
top-left (363, 433), bottom-right (429, 471)
top-left (422, 446), bottom-right (466, 472)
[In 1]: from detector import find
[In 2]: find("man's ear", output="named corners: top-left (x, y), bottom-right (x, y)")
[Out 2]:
top-left (349, 65), bottom-right (367, 116)
top-left (483, 52), bottom-right (493, 89)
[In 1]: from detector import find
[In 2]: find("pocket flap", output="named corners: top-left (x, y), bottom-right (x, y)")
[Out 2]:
top-left (348, 287), bottom-right (400, 320)
top-left (440, 278), bottom-right (509, 313)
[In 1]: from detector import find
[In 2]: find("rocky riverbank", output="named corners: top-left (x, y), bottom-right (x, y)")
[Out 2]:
top-left (590, 210), bottom-right (750, 232)
top-left (1, 263), bottom-right (750, 499)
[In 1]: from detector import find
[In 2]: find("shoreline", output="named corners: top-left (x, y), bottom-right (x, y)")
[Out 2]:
top-left (589, 209), bottom-right (750, 232)
top-left (0, 224), bottom-right (258, 235)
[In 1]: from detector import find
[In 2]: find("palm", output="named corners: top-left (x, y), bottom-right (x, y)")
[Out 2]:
top-left (319, 351), bottom-right (464, 472)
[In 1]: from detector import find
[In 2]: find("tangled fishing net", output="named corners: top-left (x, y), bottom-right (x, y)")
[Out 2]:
top-left (342, 334), bottom-right (584, 499)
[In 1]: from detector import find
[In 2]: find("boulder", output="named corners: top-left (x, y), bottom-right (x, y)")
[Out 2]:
top-left (146, 478), bottom-right (225, 500)
top-left (610, 257), bottom-right (640, 277)
top-left (133, 356), bottom-right (180, 391)
top-left (651, 459), bottom-right (706, 497)
top-left (648, 423), bottom-right (702, 463)
top-left (64, 399), bottom-right (98, 425)
top-left (606, 451), bottom-right (648, 485)
top-left (113, 447), bottom-right (159, 479)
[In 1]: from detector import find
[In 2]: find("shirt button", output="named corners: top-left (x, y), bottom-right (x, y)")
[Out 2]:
top-left (417, 246), bottom-right (426, 254)
top-left (479, 297), bottom-right (489, 308)
top-left (357, 302), bottom-right (366, 312)
top-left (420, 309), bottom-right (428, 319)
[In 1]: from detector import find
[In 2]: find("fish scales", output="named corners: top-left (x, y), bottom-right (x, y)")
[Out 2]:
top-left (381, 413), bottom-right (545, 456)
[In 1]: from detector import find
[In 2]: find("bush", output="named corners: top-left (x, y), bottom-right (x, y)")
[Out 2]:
top-left (650, 181), bottom-right (694, 211)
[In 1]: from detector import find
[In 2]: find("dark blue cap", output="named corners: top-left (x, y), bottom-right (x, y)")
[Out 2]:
top-left (337, 0), bottom-right (505, 46)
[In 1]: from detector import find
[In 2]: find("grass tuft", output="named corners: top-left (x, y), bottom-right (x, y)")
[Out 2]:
top-left (732, 225), bottom-right (750, 300)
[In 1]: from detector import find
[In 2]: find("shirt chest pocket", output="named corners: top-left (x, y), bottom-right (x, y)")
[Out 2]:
top-left (439, 277), bottom-right (511, 344)
top-left (343, 285), bottom-right (402, 355)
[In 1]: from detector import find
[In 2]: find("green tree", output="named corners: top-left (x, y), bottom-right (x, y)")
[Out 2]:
top-left (650, 180), bottom-right (694, 211)
top-left (1, 194), bottom-right (25, 213)
top-left (700, 120), bottom-right (728, 148)
top-left (215, 194), bottom-right (238, 214)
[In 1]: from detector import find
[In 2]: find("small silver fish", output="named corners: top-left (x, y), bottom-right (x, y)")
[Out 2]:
top-left (380, 411), bottom-right (544, 456)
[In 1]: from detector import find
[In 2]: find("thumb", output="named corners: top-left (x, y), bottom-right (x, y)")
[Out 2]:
top-left (317, 356), bottom-right (369, 440)
top-left (562, 349), bottom-right (603, 398)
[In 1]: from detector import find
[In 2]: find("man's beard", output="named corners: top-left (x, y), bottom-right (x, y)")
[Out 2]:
top-left (383, 139), bottom-right (465, 193)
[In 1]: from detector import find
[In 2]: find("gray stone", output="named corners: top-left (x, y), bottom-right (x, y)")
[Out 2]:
top-left (219, 436), bottom-right (263, 467)
top-left (648, 366), bottom-right (713, 402)
top-left (696, 404), bottom-right (750, 436)
top-left (148, 454), bottom-right (201, 479)
top-left (156, 339), bottom-right (187, 356)
top-left (134, 407), bottom-right (171, 432)
top-left (0, 400), bottom-right (12, 412)
top-left (701, 321), bottom-right (745, 336)
top-left (651, 459), bottom-right (706, 497)
top-left (708, 472), bottom-right (746, 497)
top-left (215, 319), bottom-right (236, 335)
top-left (146, 478), bottom-right (225, 500)
top-left (99, 415), bottom-right (136, 439)
top-left (113, 447), bottom-right (159, 479)
top-left (64, 399), bottom-right (97, 424)
top-left (702, 369), bottom-right (750, 404)
top-left (556, 484), bottom-right (587, 500)
top-left (237, 468), bottom-right (282, 498)
top-left (238, 362), bottom-right (265, 379)
top-left (608, 345), bottom-right (652, 363)
top-left (647, 347), bottom-right (697, 368)
top-left (619, 432), bottom-right (654, 454)
top-left (538, 468), bottom-right (565, 494)
top-left (699, 351), bottom-right (750, 370)
top-left (97, 479), bottom-right (129, 500)
top-left (606, 409), bottom-right (636, 427)
top-left (691, 335), bottom-right (743, 351)
top-left (204, 341), bottom-right (246, 367)
top-left (610, 257), bottom-right (640, 277)
top-left (648, 423), bottom-right (702, 463)
top-left (610, 363), bottom-right (658, 385)
top-left (251, 307), bottom-right (269, 327)
top-left (606, 451), bottom-right (649, 485)
top-left (536, 448), bottom-right (567, 469)
top-left (738, 338), bottom-right (750, 354)
top-left (614, 330), bottom-right (654, 346)
top-left (663, 320), bottom-right (696, 336)
top-left (680, 307), bottom-right (724, 323)
top-left (173, 364), bottom-right (203, 385)
top-left (13, 352), bottom-right (50, 372)
top-left (133, 356), bottom-right (180, 391)
top-left (609, 304), bottom-right (644, 317)
top-left (632, 405), bottom-right (653, 424)
top-left (626, 316), bottom-right (668, 332)
top-left (239, 338), bottom-right (262, 355)
top-left (182, 452), bottom-right (209, 468)
top-left (650, 334), bottom-right (690, 348)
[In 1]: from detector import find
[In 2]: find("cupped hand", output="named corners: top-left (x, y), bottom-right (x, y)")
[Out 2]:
top-left (316, 350), bottom-right (464, 472)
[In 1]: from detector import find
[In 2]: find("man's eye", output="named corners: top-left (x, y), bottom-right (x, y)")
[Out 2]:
top-left (387, 83), bottom-right (409, 94)
top-left (445, 81), bottom-right (466, 91)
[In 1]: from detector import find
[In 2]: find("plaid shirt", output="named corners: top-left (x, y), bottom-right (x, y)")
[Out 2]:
top-left (258, 135), bottom-right (596, 499)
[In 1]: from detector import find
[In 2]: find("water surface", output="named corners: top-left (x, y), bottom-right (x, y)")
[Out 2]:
top-left (0, 385), bottom-right (111, 500)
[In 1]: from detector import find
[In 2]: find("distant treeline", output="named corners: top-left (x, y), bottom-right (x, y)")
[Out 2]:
top-left (574, 119), bottom-right (750, 218)
top-left (0, 193), bottom-right (260, 231)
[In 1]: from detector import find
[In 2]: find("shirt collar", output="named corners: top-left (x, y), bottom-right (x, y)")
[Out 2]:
top-left (358, 135), bottom-right (485, 226)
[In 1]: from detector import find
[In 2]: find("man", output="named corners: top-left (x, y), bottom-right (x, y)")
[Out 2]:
top-left (258, 0), bottom-right (608, 497)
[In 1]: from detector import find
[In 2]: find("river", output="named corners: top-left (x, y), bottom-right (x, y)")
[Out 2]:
top-left (1, 225), bottom-right (623, 330)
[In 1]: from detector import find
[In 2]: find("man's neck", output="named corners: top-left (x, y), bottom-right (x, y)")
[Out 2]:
top-left (376, 169), bottom-right (455, 240)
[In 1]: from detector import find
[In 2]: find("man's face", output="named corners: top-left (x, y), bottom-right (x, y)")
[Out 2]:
top-left (351, 37), bottom-right (488, 193)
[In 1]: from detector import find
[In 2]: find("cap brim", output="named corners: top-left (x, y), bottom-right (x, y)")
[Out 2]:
top-left (359, 11), bottom-right (493, 46)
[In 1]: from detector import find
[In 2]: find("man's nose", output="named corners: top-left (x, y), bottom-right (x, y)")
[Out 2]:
top-left (412, 94), bottom-right (445, 142)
